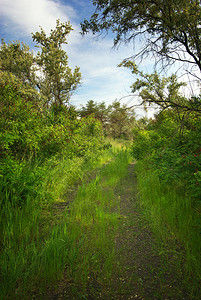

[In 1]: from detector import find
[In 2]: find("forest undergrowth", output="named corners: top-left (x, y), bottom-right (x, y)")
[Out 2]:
top-left (1, 12), bottom-right (201, 299)
top-left (135, 159), bottom-right (201, 299)
top-left (1, 142), bottom-right (200, 299)
top-left (0, 143), bottom-right (129, 299)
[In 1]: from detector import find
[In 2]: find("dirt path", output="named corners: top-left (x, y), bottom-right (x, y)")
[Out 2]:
top-left (47, 162), bottom-right (188, 299)
top-left (105, 162), bottom-right (187, 300)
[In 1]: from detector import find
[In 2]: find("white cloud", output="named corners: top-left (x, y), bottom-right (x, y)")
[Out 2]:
top-left (65, 33), bottom-right (139, 106)
top-left (0, 0), bottom-right (151, 117)
top-left (66, 36), bottom-right (134, 103)
top-left (0, 0), bottom-right (77, 35)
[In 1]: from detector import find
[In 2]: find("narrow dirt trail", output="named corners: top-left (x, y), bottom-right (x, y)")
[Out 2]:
top-left (110, 162), bottom-right (163, 299)
top-left (47, 161), bottom-right (187, 299)
top-left (99, 162), bottom-right (187, 300)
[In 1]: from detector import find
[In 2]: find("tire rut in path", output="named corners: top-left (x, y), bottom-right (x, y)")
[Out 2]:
top-left (105, 162), bottom-right (187, 300)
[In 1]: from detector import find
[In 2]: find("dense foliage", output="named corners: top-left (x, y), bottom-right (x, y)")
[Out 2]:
top-left (82, 0), bottom-right (201, 204)
top-left (117, 62), bottom-right (201, 202)
top-left (132, 106), bottom-right (201, 295)
top-left (81, 0), bottom-right (201, 74)
top-left (0, 21), bottom-right (103, 209)
top-left (132, 109), bottom-right (201, 200)
top-left (79, 99), bottom-right (136, 139)
top-left (0, 22), bottom-right (105, 298)
top-left (82, 1), bottom-right (201, 294)
top-left (1, 5), bottom-right (201, 297)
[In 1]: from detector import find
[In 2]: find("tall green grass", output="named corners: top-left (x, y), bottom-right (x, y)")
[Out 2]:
top-left (43, 146), bottom-right (120, 203)
top-left (0, 152), bottom-right (105, 299)
top-left (136, 159), bottom-right (201, 297)
top-left (61, 149), bottom-right (131, 296)
top-left (0, 146), bottom-right (131, 299)
top-left (0, 198), bottom-right (81, 298)
top-left (105, 137), bottom-right (132, 150)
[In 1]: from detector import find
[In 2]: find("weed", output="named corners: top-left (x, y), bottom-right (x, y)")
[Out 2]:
top-left (135, 159), bottom-right (201, 297)
top-left (0, 145), bottom-right (130, 299)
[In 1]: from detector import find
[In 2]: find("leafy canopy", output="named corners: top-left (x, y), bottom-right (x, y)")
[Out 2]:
top-left (0, 39), bottom-right (36, 86)
top-left (81, 0), bottom-right (201, 75)
top-left (32, 19), bottom-right (81, 106)
top-left (79, 99), bottom-right (136, 139)
top-left (119, 60), bottom-right (201, 114)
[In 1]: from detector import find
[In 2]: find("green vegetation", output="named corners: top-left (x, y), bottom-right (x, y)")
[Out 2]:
top-left (131, 107), bottom-right (201, 296)
top-left (81, 0), bottom-right (201, 72)
top-left (1, 2), bottom-right (201, 298)
top-left (0, 20), bottom-right (105, 299)
top-left (0, 147), bottom-right (131, 299)
top-left (79, 99), bottom-right (137, 139)
top-left (136, 160), bottom-right (201, 297)
top-left (82, 0), bottom-right (201, 295)
top-left (32, 19), bottom-right (81, 106)
top-left (0, 20), bottom-right (133, 298)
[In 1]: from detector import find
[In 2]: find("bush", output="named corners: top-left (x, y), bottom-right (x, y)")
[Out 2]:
top-left (0, 156), bottom-right (46, 207)
top-left (131, 109), bottom-right (201, 202)
top-left (132, 129), bottom-right (164, 159)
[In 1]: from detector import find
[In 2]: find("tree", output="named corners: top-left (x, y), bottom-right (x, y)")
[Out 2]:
top-left (119, 60), bottom-right (201, 114)
top-left (120, 60), bottom-right (201, 141)
top-left (79, 100), bottom-right (98, 117)
top-left (0, 40), bottom-right (42, 105)
top-left (0, 39), bottom-right (36, 86)
top-left (79, 100), bottom-right (136, 138)
top-left (79, 100), bottom-right (109, 134)
top-left (32, 19), bottom-right (81, 106)
top-left (108, 100), bottom-right (136, 139)
top-left (81, 0), bottom-right (201, 77)
top-left (79, 100), bottom-right (108, 120)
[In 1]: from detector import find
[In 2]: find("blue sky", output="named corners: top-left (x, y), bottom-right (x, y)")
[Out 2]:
top-left (2, 0), bottom-right (197, 117)
top-left (0, 0), bottom-right (154, 117)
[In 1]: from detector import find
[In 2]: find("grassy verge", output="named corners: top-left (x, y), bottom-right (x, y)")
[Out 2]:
top-left (0, 145), bottom-right (131, 299)
top-left (105, 137), bottom-right (132, 150)
top-left (46, 149), bottom-right (132, 298)
top-left (135, 158), bottom-right (201, 298)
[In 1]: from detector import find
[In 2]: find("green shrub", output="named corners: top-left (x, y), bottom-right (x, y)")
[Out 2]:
top-left (132, 129), bottom-right (164, 159)
top-left (136, 159), bottom-right (201, 297)
top-left (0, 157), bottom-right (45, 207)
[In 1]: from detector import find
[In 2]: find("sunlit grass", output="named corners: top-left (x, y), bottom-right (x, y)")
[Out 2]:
top-left (43, 156), bottom-right (84, 202)
top-left (136, 159), bottom-right (201, 297)
top-left (105, 137), bottom-right (132, 150)
top-left (0, 146), bottom-right (131, 299)
top-left (64, 150), bottom-right (131, 292)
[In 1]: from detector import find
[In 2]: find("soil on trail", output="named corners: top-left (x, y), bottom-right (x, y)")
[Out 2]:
top-left (106, 163), bottom-right (187, 300)
top-left (47, 162), bottom-right (188, 299)
top-left (91, 162), bottom-right (187, 300)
